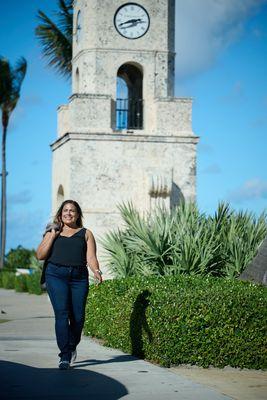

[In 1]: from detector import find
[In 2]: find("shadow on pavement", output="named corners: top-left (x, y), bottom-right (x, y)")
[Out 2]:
top-left (1, 360), bottom-right (128, 400)
top-left (73, 354), bottom-right (139, 368)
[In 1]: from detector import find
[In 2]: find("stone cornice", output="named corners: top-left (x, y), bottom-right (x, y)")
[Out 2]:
top-left (51, 132), bottom-right (199, 151)
top-left (155, 97), bottom-right (193, 103)
top-left (72, 48), bottom-right (176, 64)
top-left (69, 93), bottom-right (111, 101)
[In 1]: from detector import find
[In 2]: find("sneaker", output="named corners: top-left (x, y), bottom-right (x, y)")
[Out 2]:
top-left (58, 360), bottom-right (70, 370)
top-left (71, 350), bottom-right (77, 364)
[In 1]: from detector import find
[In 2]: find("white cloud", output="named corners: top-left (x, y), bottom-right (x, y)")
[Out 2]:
top-left (228, 178), bottom-right (267, 203)
top-left (8, 189), bottom-right (32, 205)
top-left (198, 141), bottom-right (214, 154)
top-left (202, 163), bottom-right (221, 174)
top-left (22, 94), bottom-right (44, 107)
top-left (219, 80), bottom-right (246, 103)
top-left (175, 0), bottom-right (266, 81)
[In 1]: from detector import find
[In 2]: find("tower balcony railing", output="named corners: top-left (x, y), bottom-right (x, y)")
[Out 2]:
top-left (116, 98), bottom-right (143, 130)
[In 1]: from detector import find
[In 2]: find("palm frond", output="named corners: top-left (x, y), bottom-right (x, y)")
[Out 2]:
top-left (35, 5), bottom-right (72, 78)
top-left (57, 0), bottom-right (73, 39)
top-left (12, 57), bottom-right (27, 95)
top-left (0, 56), bottom-right (27, 123)
top-left (0, 58), bottom-right (12, 104)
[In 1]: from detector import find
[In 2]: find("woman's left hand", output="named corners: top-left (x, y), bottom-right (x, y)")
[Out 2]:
top-left (94, 270), bottom-right (103, 284)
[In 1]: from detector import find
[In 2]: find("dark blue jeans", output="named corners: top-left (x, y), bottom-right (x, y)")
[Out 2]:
top-left (45, 262), bottom-right (89, 361)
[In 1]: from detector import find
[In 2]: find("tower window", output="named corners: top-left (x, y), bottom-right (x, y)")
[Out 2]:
top-left (75, 67), bottom-right (80, 93)
top-left (116, 63), bottom-right (143, 130)
top-left (57, 185), bottom-right (64, 208)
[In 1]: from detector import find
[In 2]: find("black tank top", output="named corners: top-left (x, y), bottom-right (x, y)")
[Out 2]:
top-left (47, 227), bottom-right (87, 267)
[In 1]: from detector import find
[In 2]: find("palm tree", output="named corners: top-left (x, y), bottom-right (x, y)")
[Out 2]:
top-left (0, 57), bottom-right (27, 269)
top-left (35, 0), bottom-right (73, 78)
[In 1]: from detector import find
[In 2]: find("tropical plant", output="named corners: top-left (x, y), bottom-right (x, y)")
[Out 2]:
top-left (4, 246), bottom-right (36, 272)
top-left (0, 57), bottom-right (27, 269)
top-left (100, 202), bottom-right (267, 279)
top-left (35, 0), bottom-right (73, 78)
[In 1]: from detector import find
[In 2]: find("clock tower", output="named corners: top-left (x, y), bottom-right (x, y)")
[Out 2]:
top-left (51, 0), bottom-right (198, 252)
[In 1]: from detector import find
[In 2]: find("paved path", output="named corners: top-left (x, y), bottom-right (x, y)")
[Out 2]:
top-left (0, 289), bottom-right (235, 400)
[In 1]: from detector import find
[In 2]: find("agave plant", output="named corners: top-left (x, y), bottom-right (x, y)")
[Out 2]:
top-left (223, 210), bottom-right (267, 278)
top-left (100, 229), bottom-right (137, 278)
top-left (101, 201), bottom-right (267, 279)
top-left (118, 203), bottom-right (174, 275)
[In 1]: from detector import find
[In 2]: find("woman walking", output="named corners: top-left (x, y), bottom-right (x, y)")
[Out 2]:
top-left (36, 200), bottom-right (103, 370)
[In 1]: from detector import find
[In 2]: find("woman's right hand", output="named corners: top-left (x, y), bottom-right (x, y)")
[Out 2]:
top-left (36, 229), bottom-right (60, 260)
top-left (50, 228), bottom-right (60, 239)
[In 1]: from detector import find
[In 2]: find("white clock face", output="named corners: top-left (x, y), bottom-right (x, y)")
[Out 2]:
top-left (114, 3), bottom-right (150, 39)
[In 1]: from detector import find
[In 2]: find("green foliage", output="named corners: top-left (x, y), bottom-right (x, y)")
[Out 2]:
top-left (1, 271), bottom-right (15, 289)
top-left (4, 246), bottom-right (36, 271)
top-left (101, 202), bottom-right (267, 279)
top-left (26, 272), bottom-right (42, 295)
top-left (84, 276), bottom-right (267, 369)
top-left (14, 274), bottom-right (28, 292)
top-left (0, 56), bottom-right (27, 120)
top-left (28, 253), bottom-right (43, 271)
top-left (35, 0), bottom-right (73, 77)
top-left (0, 269), bottom-right (43, 295)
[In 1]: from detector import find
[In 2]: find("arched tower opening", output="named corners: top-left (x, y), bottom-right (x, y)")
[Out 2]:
top-left (75, 67), bottom-right (80, 93)
top-left (57, 184), bottom-right (64, 208)
top-left (116, 63), bottom-right (143, 130)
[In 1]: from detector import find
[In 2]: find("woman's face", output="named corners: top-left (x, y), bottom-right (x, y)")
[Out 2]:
top-left (61, 203), bottom-right (79, 226)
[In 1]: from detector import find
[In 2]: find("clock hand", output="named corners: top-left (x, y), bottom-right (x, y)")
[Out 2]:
top-left (119, 18), bottom-right (143, 27)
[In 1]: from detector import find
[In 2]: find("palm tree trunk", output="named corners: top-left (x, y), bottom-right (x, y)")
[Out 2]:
top-left (0, 122), bottom-right (7, 269)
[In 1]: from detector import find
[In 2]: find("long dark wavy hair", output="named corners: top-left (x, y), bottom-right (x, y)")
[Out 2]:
top-left (54, 199), bottom-right (83, 227)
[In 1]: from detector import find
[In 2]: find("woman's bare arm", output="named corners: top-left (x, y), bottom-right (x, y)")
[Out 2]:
top-left (86, 229), bottom-right (103, 282)
top-left (36, 230), bottom-right (59, 260)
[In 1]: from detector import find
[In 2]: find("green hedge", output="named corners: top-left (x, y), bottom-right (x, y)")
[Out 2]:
top-left (0, 271), bottom-right (43, 295)
top-left (84, 276), bottom-right (267, 369)
top-left (14, 274), bottom-right (28, 292)
top-left (0, 271), bottom-right (15, 289)
top-left (25, 272), bottom-right (42, 295)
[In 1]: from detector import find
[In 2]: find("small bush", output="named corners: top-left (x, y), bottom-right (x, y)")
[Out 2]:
top-left (14, 274), bottom-right (28, 292)
top-left (5, 246), bottom-right (37, 272)
top-left (1, 272), bottom-right (15, 289)
top-left (84, 275), bottom-right (267, 369)
top-left (26, 272), bottom-right (42, 295)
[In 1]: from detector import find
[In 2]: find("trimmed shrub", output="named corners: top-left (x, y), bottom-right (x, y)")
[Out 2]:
top-left (26, 272), bottom-right (42, 295)
top-left (0, 270), bottom-right (43, 295)
top-left (14, 274), bottom-right (28, 292)
top-left (84, 276), bottom-right (267, 369)
top-left (1, 272), bottom-right (16, 289)
top-left (5, 246), bottom-right (37, 271)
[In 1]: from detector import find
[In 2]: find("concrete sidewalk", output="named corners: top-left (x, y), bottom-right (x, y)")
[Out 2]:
top-left (0, 289), bottom-right (263, 400)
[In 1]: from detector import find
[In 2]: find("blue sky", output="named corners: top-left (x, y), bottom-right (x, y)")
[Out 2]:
top-left (1, 0), bottom-right (267, 252)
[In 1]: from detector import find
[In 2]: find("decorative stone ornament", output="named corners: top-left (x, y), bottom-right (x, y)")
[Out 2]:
top-left (114, 3), bottom-right (150, 39)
